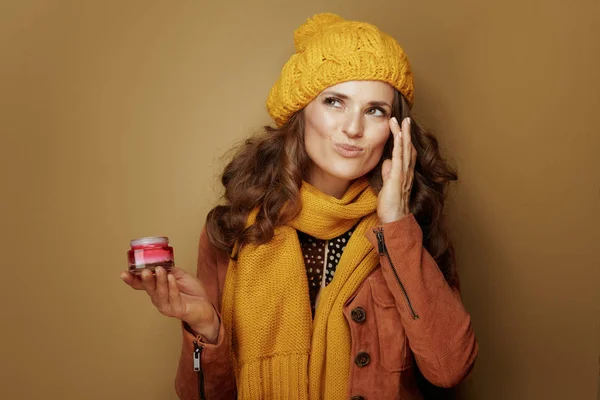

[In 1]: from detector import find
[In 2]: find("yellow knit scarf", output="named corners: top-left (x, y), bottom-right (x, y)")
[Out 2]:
top-left (221, 178), bottom-right (380, 399)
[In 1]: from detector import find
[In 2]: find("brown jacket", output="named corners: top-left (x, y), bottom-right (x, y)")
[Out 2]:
top-left (175, 214), bottom-right (478, 399)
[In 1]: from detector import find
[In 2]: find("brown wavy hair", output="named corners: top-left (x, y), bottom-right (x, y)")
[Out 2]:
top-left (205, 91), bottom-right (459, 286)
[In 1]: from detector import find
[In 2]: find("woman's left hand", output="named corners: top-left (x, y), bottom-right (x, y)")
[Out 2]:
top-left (377, 117), bottom-right (417, 224)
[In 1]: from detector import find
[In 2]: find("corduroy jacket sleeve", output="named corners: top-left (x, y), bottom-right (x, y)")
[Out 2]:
top-left (365, 213), bottom-right (478, 388)
top-left (174, 226), bottom-right (237, 400)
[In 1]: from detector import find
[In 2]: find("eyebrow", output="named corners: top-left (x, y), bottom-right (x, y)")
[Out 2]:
top-left (322, 91), bottom-right (392, 109)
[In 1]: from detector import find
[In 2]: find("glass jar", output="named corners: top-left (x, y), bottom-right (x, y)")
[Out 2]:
top-left (127, 236), bottom-right (174, 275)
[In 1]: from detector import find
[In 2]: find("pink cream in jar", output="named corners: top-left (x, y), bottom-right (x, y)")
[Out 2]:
top-left (127, 236), bottom-right (174, 275)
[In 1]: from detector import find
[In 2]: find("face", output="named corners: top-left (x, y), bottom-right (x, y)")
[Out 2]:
top-left (303, 80), bottom-right (394, 198)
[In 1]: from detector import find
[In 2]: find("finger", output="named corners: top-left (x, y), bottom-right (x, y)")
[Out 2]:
top-left (410, 146), bottom-right (417, 172)
top-left (402, 118), bottom-right (412, 174)
top-left (389, 117), bottom-right (403, 179)
top-left (120, 272), bottom-right (145, 290)
top-left (169, 266), bottom-right (205, 296)
top-left (167, 273), bottom-right (182, 312)
top-left (170, 266), bottom-right (190, 280)
top-left (381, 158), bottom-right (392, 182)
top-left (408, 146), bottom-right (417, 190)
top-left (141, 269), bottom-right (157, 296)
top-left (154, 267), bottom-right (169, 311)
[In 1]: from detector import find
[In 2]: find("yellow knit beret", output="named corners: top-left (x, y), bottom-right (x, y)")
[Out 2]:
top-left (266, 13), bottom-right (414, 127)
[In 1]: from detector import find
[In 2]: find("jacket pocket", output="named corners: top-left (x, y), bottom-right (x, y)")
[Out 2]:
top-left (369, 275), bottom-right (412, 373)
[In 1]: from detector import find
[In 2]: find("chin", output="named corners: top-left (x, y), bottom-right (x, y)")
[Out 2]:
top-left (328, 167), bottom-right (370, 182)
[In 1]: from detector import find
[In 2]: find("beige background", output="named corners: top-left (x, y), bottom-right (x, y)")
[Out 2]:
top-left (1, 1), bottom-right (599, 399)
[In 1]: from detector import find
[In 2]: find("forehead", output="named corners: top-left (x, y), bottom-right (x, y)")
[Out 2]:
top-left (319, 80), bottom-right (394, 102)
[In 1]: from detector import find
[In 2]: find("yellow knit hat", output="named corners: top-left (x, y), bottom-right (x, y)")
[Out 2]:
top-left (266, 13), bottom-right (414, 127)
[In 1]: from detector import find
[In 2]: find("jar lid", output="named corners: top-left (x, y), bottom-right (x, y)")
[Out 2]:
top-left (130, 236), bottom-right (169, 247)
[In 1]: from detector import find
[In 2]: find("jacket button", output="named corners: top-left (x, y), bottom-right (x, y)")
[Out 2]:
top-left (350, 396), bottom-right (365, 400)
top-left (354, 352), bottom-right (370, 367)
top-left (351, 307), bottom-right (366, 323)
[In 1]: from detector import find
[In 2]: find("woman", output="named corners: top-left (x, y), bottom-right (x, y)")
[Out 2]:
top-left (121, 12), bottom-right (478, 399)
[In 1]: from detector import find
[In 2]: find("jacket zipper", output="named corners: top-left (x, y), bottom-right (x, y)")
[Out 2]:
top-left (374, 227), bottom-right (419, 320)
top-left (193, 340), bottom-right (206, 400)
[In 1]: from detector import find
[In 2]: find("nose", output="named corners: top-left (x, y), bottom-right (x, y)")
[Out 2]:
top-left (342, 110), bottom-right (364, 138)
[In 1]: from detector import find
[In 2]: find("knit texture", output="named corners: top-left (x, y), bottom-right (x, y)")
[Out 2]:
top-left (266, 12), bottom-right (414, 127)
top-left (221, 178), bottom-right (380, 399)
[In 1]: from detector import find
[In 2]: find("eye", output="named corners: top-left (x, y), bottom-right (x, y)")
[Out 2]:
top-left (366, 107), bottom-right (387, 117)
top-left (324, 96), bottom-right (343, 108)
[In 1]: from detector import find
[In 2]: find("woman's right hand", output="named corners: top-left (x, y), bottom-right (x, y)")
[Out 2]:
top-left (120, 266), bottom-right (220, 344)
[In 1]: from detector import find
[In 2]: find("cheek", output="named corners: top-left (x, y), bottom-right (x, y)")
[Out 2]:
top-left (366, 130), bottom-right (391, 165)
top-left (304, 118), bottom-right (335, 155)
top-left (373, 134), bottom-right (390, 154)
top-left (304, 127), bottom-right (328, 157)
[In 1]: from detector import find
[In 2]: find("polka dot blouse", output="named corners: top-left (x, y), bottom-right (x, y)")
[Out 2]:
top-left (297, 225), bottom-right (356, 318)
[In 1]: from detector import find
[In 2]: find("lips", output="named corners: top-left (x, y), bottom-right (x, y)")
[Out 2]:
top-left (333, 142), bottom-right (365, 158)
top-left (336, 143), bottom-right (363, 151)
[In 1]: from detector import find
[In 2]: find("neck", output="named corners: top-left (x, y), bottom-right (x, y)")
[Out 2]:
top-left (306, 169), bottom-right (352, 199)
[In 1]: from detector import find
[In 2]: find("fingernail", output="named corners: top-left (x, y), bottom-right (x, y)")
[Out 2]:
top-left (406, 117), bottom-right (411, 125)
top-left (391, 117), bottom-right (398, 125)
top-left (120, 273), bottom-right (127, 280)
